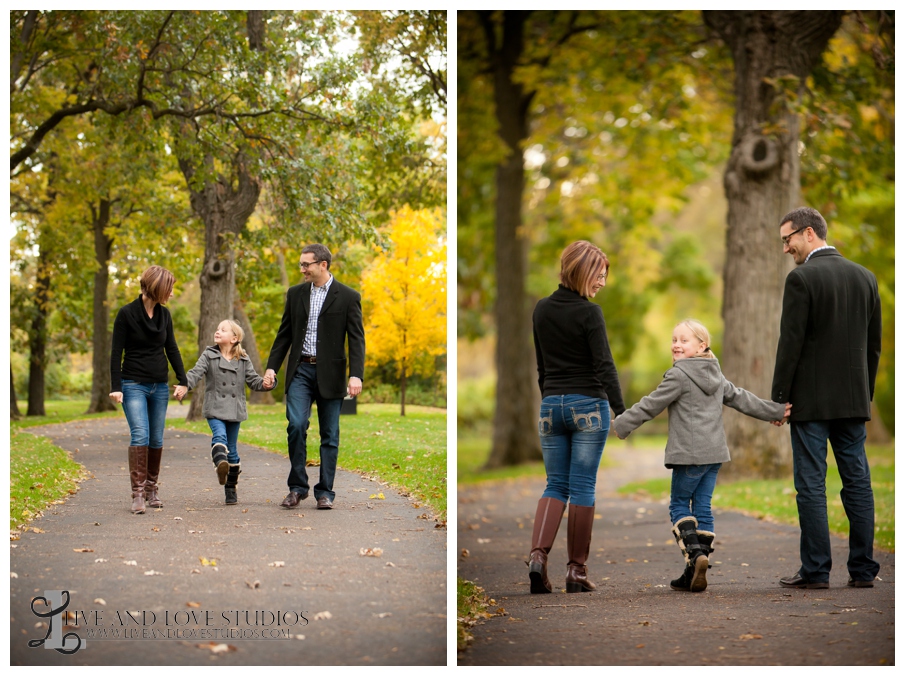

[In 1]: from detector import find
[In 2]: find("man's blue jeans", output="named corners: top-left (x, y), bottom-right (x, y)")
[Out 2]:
top-left (285, 362), bottom-right (343, 501)
top-left (121, 380), bottom-right (169, 448)
top-left (538, 395), bottom-right (610, 507)
top-left (207, 418), bottom-right (241, 464)
top-left (669, 464), bottom-right (721, 532)
top-left (790, 419), bottom-right (880, 583)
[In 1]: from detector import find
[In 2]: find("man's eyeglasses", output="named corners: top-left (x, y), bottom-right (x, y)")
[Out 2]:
top-left (299, 260), bottom-right (322, 270)
top-left (781, 226), bottom-right (807, 247)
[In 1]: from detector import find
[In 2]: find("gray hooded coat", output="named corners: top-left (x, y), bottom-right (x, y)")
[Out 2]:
top-left (184, 346), bottom-right (273, 422)
top-left (613, 357), bottom-right (786, 467)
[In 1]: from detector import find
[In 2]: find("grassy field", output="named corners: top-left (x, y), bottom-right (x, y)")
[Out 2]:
top-left (618, 442), bottom-right (895, 552)
top-left (10, 400), bottom-right (447, 525)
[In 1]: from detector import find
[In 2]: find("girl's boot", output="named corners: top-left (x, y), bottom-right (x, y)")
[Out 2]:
top-left (144, 447), bottom-right (164, 508)
top-left (128, 445), bottom-right (148, 514)
top-left (224, 464), bottom-right (241, 505)
top-left (565, 503), bottom-right (597, 593)
top-left (527, 497), bottom-right (566, 594)
top-left (671, 517), bottom-right (709, 592)
top-left (211, 443), bottom-right (229, 485)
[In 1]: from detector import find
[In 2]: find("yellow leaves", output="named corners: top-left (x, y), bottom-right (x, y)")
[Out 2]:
top-left (369, 492), bottom-right (385, 500)
top-left (199, 556), bottom-right (217, 567)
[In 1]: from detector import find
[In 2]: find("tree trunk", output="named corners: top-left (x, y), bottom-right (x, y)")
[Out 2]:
top-left (704, 10), bottom-right (843, 479)
top-left (234, 299), bottom-right (274, 405)
top-left (87, 199), bottom-right (117, 413)
top-left (11, 367), bottom-right (22, 419)
top-left (179, 153), bottom-right (261, 421)
top-left (480, 11), bottom-right (542, 468)
top-left (26, 251), bottom-right (50, 416)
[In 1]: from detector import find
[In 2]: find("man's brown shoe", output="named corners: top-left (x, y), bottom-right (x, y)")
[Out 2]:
top-left (847, 578), bottom-right (875, 588)
top-left (280, 492), bottom-right (305, 509)
top-left (316, 496), bottom-right (333, 510)
top-left (780, 572), bottom-right (829, 589)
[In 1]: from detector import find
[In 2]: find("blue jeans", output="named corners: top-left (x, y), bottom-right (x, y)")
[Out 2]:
top-left (669, 464), bottom-right (721, 532)
top-left (790, 419), bottom-right (879, 583)
top-left (121, 380), bottom-right (169, 448)
top-left (208, 418), bottom-right (241, 464)
top-left (538, 395), bottom-right (610, 507)
top-left (285, 362), bottom-right (343, 501)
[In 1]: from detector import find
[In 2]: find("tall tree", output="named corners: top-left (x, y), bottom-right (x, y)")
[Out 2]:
top-left (703, 11), bottom-right (844, 479)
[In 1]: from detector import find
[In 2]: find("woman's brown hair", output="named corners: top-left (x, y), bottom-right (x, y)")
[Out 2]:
top-left (139, 266), bottom-right (175, 305)
top-left (560, 241), bottom-right (609, 297)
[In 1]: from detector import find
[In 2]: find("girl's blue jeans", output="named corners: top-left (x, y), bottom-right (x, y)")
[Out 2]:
top-left (669, 463), bottom-right (722, 532)
top-left (538, 395), bottom-right (610, 507)
top-left (207, 418), bottom-right (241, 464)
top-left (121, 380), bottom-right (169, 448)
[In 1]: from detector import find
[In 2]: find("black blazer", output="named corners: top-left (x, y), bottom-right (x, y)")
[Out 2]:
top-left (771, 248), bottom-right (881, 421)
top-left (266, 278), bottom-right (365, 399)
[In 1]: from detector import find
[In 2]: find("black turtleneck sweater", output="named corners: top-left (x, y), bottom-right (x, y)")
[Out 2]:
top-left (110, 295), bottom-right (187, 392)
top-left (532, 284), bottom-right (625, 415)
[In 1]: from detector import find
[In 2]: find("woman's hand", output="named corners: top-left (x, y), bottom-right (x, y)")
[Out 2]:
top-left (174, 385), bottom-right (188, 401)
top-left (109, 391), bottom-right (123, 404)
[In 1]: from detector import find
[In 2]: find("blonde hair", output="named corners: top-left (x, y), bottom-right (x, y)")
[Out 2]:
top-left (560, 241), bottom-right (610, 297)
top-left (220, 320), bottom-right (248, 361)
top-left (139, 266), bottom-right (175, 305)
top-left (676, 319), bottom-right (715, 358)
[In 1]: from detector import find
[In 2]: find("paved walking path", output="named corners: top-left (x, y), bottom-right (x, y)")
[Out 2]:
top-left (458, 443), bottom-right (894, 666)
top-left (11, 417), bottom-right (446, 665)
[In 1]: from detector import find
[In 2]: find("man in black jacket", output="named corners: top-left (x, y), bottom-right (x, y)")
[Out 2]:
top-left (264, 244), bottom-right (365, 510)
top-left (772, 207), bottom-right (881, 589)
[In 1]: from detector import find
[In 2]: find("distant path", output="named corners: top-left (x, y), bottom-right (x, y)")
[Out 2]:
top-left (458, 443), bottom-right (894, 666)
top-left (11, 417), bottom-right (446, 665)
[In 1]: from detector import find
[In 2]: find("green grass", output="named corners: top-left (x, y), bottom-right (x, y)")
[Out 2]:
top-left (11, 400), bottom-right (120, 429)
top-left (10, 428), bottom-right (84, 530)
top-left (168, 403), bottom-right (448, 521)
top-left (618, 443), bottom-right (895, 552)
top-left (457, 577), bottom-right (493, 653)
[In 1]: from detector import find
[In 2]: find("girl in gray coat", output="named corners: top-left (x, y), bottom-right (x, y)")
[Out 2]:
top-left (613, 320), bottom-right (790, 592)
top-left (177, 320), bottom-right (275, 504)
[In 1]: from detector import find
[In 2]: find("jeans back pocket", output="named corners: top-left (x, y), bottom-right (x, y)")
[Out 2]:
top-left (538, 408), bottom-right (554, 436)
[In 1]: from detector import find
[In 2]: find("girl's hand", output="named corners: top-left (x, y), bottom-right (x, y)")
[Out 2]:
top-left (109, 391), bottom-right (123, 404)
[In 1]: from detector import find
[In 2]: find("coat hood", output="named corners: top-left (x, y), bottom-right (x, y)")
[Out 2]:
top-left (672, 357), bottom-right (722, 396)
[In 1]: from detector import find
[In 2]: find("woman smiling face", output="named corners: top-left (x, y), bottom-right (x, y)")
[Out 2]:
top-left (587, 265), bottom-right (608, 298)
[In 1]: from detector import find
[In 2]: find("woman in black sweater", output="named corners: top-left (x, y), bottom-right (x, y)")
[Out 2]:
top-left (109, 266), bottom-right (188, 514)
top-left (528, 241), bottom-right (625, 594)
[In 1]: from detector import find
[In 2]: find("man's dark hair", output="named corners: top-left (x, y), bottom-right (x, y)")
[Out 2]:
top-left (779, 207), bottom-right (828, 240)
top-left (302, 243), bottom-right (332, 268)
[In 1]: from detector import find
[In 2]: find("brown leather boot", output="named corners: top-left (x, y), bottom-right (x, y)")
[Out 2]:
top-left (565, 503), bottom-right (597, 593)
top-left (144, 447), bottom-right (163, 508)
top-left (128, 445), bottom-right (148, 514)
top-left (527, 497), bottom-right (566, 593)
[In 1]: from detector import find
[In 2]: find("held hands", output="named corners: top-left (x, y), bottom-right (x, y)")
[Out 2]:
top-left (109, 391), bottom-right (123, 404)
top-left (348, 376), bottom-right (362, 397)
top-left (173, 385), bottom-right (188, 401)
top-left (771, 403), bottom-right (793, 426)
top-left (263, 369), bottom-right (276, 390)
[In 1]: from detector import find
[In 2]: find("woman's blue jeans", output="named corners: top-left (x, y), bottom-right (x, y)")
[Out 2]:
top-left (121, 380), bottom-right (169, 448)
top-left (208, 418), bottom-right (241, 464)
top-left (538, 395), bottom-right (610, 507)
top-left (669, 463), bottom-right (721, 532)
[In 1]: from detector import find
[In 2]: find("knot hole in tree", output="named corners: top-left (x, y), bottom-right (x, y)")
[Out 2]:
top-left (739, 133), bottom-right (779, 177)
top-left (205, 258), bottom-right (229, 280)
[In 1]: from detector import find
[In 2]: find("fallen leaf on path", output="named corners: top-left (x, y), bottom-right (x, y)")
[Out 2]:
top-left (199, 557), bottom-right (217, 566)
top-left (385, 562), bottom-right (395, 567)
top-left (376, 613), bottom-right (391, 619)
top-left (368, 493), bottom-right (385, 500)
top-left (477, 538), bottom-right (491, 544)
top-left (144, 570), bottom-right (162, 576)
top-left (186, 602), bottom-right (201, 608)
top-left (246, 581), bottom-right (260, 590)
top-left (10, 572), bottom-right (18, 578)
top-left (31, 528), bottom-right (45, 534)
top-left (73, 548), bottom-right (94, 553)
top-left (191, 569), bottom-right (201, 574)
top-left (269, 561), bottom-right (285, 568)
top-left (739, 634), bottom-right (763, 640)
top-left (124, 560), bottom-right (137, 566)
top-left (196, 642), bottom-right (236, 654)
top-left (636, 644), bottom-right (645, 649)
top-left (312, 611), bottom-right (332, 621)
top-left (360, 548), bottom-right (383, 557)
top-left (295, 635), bottom-right (305, 640)
top-left (94, 599), bottom-right (106, 605)
top-left (461, 549), bottom-right (470, 558)
top-left (173, 517), bottom-right (183, 521)
top-left (151, 527), bottom-right (160, 532)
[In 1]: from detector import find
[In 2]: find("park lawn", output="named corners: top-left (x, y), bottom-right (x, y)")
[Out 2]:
top-left (11, 400), bottom-right (121, 429)
top-left (9, 428), bottom-right (84, 531)
top-left (169, 403), bottom-right (448, 521)
top-left (457, 577), bottom-right (497, 653)
top-left (618, 443), bottom-right (894, 552)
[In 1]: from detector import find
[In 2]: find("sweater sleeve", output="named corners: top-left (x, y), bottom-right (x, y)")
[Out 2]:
top-left (164, 312), bottom-right (187, 386)
top-left (613, 368), bottom-right (683, 438)
top-left (588, 305), bottom-right (625, 415)
top-left (110, 309), bottom-right (127, 392)
top-left (723, 376), bottom-right (787, 421)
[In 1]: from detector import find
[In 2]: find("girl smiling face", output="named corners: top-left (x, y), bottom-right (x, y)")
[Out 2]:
top-left (214, 321), bottom-right (239, 352)
top-left (672, 323), bottom-right (708, 362)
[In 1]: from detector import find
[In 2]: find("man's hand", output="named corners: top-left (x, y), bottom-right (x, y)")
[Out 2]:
top-left (348, 376), bottom-right (362, 397)
top-left (772, 402), bottom-right (793, 426)
top-left (263, 369), bottom-right (276, 390)
top-left (109, 391), bottom-right (123, 404)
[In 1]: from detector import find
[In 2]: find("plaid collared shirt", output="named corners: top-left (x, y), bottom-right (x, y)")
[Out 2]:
top-left (804, 245), bottom-right (836, 264)
top-left (302, 274), bottom-right (333, 356)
